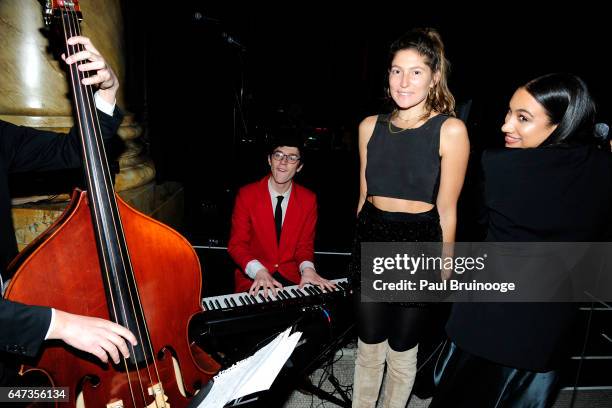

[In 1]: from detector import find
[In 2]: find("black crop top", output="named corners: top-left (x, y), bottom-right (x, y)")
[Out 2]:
top-left (366, 113), bottom-right (449, 204)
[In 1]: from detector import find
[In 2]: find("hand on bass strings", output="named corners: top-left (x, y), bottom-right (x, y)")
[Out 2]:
top-left (62, 36), bottom-right (119, 104)
top-left (47, 310), bottom-right (138, 364)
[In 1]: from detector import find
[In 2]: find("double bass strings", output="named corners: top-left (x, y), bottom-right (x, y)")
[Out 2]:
top-left (60, 7), bottom-right (145, 404)
top-left (59, 5), bottom-right (167, 406)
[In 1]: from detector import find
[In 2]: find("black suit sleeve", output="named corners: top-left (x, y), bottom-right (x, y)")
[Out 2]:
top-left (0, 107), bottom-right (123, 173)
top-left (0, 299), bottom-right (51, 357)
top-left (0, 107), bottom-right (123, 358)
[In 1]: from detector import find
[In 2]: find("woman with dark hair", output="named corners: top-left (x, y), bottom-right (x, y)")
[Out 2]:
top-left (512, 73), bottom-right (596, 147)
top-left (430, 73), bottom-right (612, 407)
top-left (350, 28), bottom-right (470, 407)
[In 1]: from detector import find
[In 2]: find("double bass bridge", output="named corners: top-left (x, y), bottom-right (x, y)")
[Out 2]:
top-left (103, 382), bottom-right (170, 408)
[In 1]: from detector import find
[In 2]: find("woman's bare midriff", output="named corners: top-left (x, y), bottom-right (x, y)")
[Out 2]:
top-left (368, 196), bottom-right (434, 214)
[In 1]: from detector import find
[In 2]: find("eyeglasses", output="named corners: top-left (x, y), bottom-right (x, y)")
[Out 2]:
top-left (271, 151), bottom-right (300, 164)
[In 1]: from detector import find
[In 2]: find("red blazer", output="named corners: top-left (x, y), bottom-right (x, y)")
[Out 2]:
top-left (228, 176), bottom-right (317, 293)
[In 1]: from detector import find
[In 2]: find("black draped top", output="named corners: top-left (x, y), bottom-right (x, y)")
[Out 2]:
top-left (446, 145), bottom-right (612, 371)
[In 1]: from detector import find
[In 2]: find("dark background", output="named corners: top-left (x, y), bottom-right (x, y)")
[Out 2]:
top-left (7, 4), bottom-right (608, 391)
top-left (120, 3), bottom-right (611, 252)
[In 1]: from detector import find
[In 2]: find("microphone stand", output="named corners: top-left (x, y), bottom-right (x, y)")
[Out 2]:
top-left (232, 48), bottom-right (248, 154)
top-left (193, 11), bottom-right (249, 155)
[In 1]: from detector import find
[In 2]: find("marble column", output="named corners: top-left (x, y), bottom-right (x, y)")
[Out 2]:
top-left (0, 0), bottom-right (177, 250)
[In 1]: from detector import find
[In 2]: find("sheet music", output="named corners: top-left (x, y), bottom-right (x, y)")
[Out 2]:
top-left (197, 326), bottom-right (302, 408)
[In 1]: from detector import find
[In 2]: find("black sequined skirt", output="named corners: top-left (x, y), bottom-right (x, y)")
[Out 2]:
top-left (349, 200), bottom-right (442, 306)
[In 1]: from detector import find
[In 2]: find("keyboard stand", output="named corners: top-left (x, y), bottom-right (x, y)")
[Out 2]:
top-left (294, 322), bottom-right (355, 407)
top-left (298, 374), bottom-right (351, 407)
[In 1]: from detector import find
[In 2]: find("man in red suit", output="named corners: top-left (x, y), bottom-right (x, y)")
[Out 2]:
top-left (228, 134), bottom-right (336, 295)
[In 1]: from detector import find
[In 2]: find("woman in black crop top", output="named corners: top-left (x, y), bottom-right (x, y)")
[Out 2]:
top-left (350, 28), bottom-right (470, 407)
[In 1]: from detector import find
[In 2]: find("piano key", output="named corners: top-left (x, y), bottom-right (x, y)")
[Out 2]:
top-left (201, 278), bottom-right (349, 311)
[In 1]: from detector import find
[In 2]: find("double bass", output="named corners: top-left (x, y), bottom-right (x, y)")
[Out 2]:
top-left (5, 1), bottom-right (220, 406)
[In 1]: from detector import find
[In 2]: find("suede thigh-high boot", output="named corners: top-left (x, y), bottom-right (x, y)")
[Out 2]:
top-left (352, 339), bottom-right (388, 408)
top-left (381, 344), bottom-right (419, 408)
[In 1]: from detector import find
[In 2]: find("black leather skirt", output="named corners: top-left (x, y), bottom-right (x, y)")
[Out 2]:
top-left (429, 341), bottom-right (560, 408)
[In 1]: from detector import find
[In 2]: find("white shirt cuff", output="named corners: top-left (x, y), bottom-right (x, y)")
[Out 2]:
top-left (44, 308), bottom-right (56, 340)
top-left (94, 90), bottom-right (116, 116)
top-left (245, 260), bottom-right (265, 280)
top-left (299, 261), bottom-right (315, 275)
